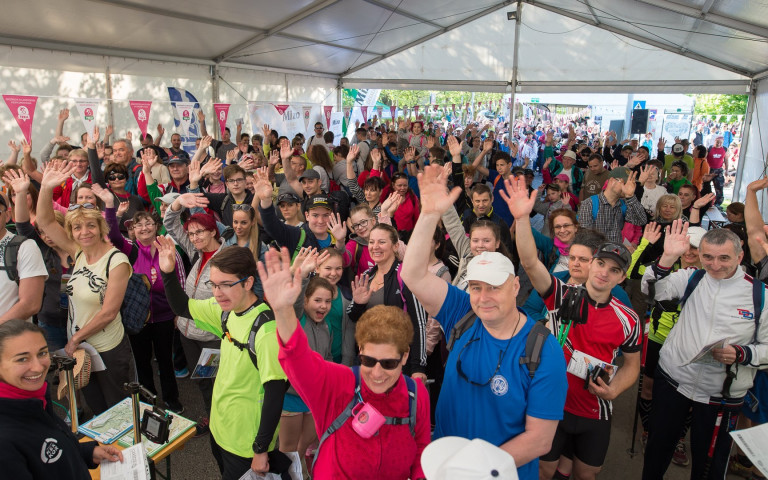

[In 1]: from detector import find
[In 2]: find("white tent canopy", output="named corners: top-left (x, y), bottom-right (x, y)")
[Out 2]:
top-left (0, 0), bottom-right (766, 209)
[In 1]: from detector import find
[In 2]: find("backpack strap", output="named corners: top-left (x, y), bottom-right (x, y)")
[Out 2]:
top-left (127, 242), bottom-right (140, 265)
top-left (394, 263), bottom-right (408, 313)
top-left (1, 235), bottom-right (27, 284)
top-left (678, 269), bottom-right (706, 309)
top-left (446, 311), bottom-right (480, 352)
top-left (750, 277), bottom-right (765, 343)
top-left (104, 250), bottom-right (120, 279)
top-left (313, 366), bottom-right (363, 469)
top-left (219, 307), bottom-right (274, 370)
top-left (590, 194), bottom-right (626, 220)
top-left (519, 321), bottom-right (550, 379)
top-left (383, 375), bottom-right (417, 436)
top-left (291, 229), bottom-right (307, 263)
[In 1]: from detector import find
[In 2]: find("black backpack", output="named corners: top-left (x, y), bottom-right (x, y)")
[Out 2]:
top-left (0, 235), bottom-right (28, 284)
top-left (447, 310), bottom-right (551, 379)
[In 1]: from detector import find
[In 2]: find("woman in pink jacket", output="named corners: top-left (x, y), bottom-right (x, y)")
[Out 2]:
top-left (259, 248), bottom-right (430, 480)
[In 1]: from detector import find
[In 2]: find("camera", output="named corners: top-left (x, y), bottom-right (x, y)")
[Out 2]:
top-left (584, 365), bottom-right (611, 390)
top-left (141, 407), bottom-right (173, 444)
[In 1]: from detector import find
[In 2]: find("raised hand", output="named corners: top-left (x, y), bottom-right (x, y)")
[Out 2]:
top-left (21, 139), bottom-right (32, 157)
top-left (40, 160), bottom-right (76, 189)
top-left (347, 144), bottom-right (359, 162)
top-left (446, 135), bottom-right (461, 157)
top-left (747, 177), bottom-right (768, 193)
top-left (2, 169), bottom-right (30, 194)
top-left (416, 164), bottom-right (461, 216)
top-left (638, 164), bottom-right (655, 184)
top-left (176, 193), bottom-right (209, 210)
top-left (253, 167), bottom-right (274, 202)
top-left (157, 124), bottom-right (165, 137)
top-left (291, 247), bottom-right (314, 274)
top-left (140, 147), bottom-right (158, 169)
top-left (329, 212), bottom-right (347, 241)
top-left (197, 110), bottom-right (205, 123)
top-left (693, 192), bottom-right (716, 210)
top-left (91, 184), bottom-right (115, 208)
top-left (154, 236), bottom-right (178, 273)
top-left (643, 222), bottom-right (662, 244)
top-left (279, 139), bottom-right (292, 161)
top-left (298, 248), bottom-right (322, 277)
top-left (199, 135), bottom-right (213, 152)
top-left (58, 108), bottom-right (70, 122)
top-left (96, 141), bottom-right (105, 160)
top-left (87, 126), bottom-right (100, 147)
top-left (658, 137), bottom-right (666, 150)
top-left (262, 124), bottom-right (270, 138)
top-left (620, 171), bottom-right (638, 198)
top-left (238, 156), bottom-right (256, 171)
top-left (351, 274), bottom-right (372, 305)
top-left (126, 130), bottom-right (133, 143)
top-left (52, 135), bottom-right (70, 145)
top-left (404, 147), bottom-right (416, 162)
top-left (499, 175), bottom-right (537, 220)
top-left (188, 159), bottom-right (203, 185)
top-left (105, 125), bottom-right (114, 138)
top-left (268, 150), bottom-right (280, 167)
top-left (226, 149), bottom-right (238, 164)
top-left (370, 147), bottom-right (381, 169)
top-left (116, 201), bottom-right (129, 217)
top-left (257, 247), bottom-right (304, 310)
top-left (427, 136), bottom-right (435, 149)
top-left (662, 219), bottom-right (690, 260)
top-left (482, 139), bottom-right (493, 152)
top-left (199, 159), bottom-right (220, 178)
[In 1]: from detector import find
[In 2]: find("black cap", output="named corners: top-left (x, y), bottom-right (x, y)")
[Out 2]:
top-left (523, 168), bottom-right (535, 177)
top-left (299, 169), bottom-right (320, 181)
top-left (303, 194), bottom-right (333, 211)
top-left (593, 242), bottom-right (632, 272)
top-left (167, 152), bottom-right (191, 165)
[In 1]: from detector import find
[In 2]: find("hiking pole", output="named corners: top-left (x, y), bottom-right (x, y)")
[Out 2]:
top-left (628, 279), bottom-right (654, 458)
top-left (701, 401), bottom-right (725, 479)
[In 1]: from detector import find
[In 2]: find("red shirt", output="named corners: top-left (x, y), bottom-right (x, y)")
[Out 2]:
top-left (543, 276), bottom-right (641, 420)
top-left (706, 146), bottom-right (726, 170)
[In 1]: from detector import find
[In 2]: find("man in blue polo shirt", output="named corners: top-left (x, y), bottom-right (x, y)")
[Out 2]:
top-left (401, 164), bottom-right (567, 480)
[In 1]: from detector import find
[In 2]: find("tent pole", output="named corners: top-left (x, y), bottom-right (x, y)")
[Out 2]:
top-left (510, 1), bottom-right (522, 123)
top-left (211, 65), bottom-right (220, 140)
top-left (337, 79), bottom-right (343, 111)
top-left (731, 82), bottom-right (756, 203)
top-left (104, 60), bottom-right (115, 131)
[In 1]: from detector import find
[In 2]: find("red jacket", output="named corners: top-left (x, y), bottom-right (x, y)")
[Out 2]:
top-left (53, 173), bottom-right (92, 208)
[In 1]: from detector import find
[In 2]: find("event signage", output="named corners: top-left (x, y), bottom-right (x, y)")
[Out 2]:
top-left (75, 99), bottom-right (100, 138)
top-left (175, 102), bottom-right (196, 136)
top-left (324, 106), bottom-right (334, 129)
top-left (301, 106), bottom-right (312, 131)
top-left (360, 106), bottom-right (368, 124)
top-left (3, 95), bottom-right (37, 143)
top-left (390, 105), bottom-right (397, 119)
top-left (414, 105), bottom-right (419, 117)
top-left (213, 103), bottom-right (230, 137)
top-left (129, 101), bottom-right (152, 138)
top-left (248, 102), bottom-right (323, 140)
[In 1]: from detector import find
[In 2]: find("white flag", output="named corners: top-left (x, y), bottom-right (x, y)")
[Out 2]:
top-left (75, 99), bottom-right (100, 139)
top-left (175, 101), bottom-right (196, 136)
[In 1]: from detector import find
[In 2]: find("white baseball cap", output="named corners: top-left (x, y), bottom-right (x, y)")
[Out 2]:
top-left (687, 226), bottom-right (706, 248)
top-left (422, 437), bottom-right (519, 480)
top-left (465, 252), bottom-right (515, 286)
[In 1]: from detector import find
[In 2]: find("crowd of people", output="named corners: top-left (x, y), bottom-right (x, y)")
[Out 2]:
top-left (0, 107), bottom-right (765, 480)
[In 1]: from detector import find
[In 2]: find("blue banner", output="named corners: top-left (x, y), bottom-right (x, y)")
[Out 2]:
top-left (167, 87), bottom-right (200, 156)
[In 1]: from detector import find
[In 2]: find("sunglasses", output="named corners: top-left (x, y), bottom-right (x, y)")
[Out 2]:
top-left (68, 202), bottom-right (98, 211)
top-left (359, 354), bottom-right (402, 370)
top-left (107, 173), bottom-right (127, 181)
top-left (232, 204), bottom-right (252, 212)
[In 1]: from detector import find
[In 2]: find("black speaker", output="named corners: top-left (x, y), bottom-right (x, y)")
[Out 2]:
top-left (631, 109), bottom-right (649, 135)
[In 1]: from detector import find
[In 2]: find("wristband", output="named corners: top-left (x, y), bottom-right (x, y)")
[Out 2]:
top-left (691, 206), bottom-right (700, 210)
top-left (252, 439), bottom-right (270, 454)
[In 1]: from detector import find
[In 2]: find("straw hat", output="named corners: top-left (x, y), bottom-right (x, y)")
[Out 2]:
top-left (57, 349), bottom-right (92, 400)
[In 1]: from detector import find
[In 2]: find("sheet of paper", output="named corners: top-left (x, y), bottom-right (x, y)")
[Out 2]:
top-left (100, 443), bottom-right (150, 480)
top-left (191, 348), bottom-right (220, 379)
top-left (683, 338), bottom-right (727, 366)
top-left (731, 422), bottom-right (768, 477)
top-left (566, 350), bottom-right (618, 381)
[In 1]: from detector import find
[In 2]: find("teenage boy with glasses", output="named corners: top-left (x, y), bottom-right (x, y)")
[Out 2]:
top-left (187, 162), bottom-right (254, 228)
top-left (400, 165), bottom-right (567, 480)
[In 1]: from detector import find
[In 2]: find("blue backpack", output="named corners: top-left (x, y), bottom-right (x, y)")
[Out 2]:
top-left (590, 194), bottom-right (626, 220)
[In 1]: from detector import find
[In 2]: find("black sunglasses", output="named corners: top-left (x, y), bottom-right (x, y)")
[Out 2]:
top-left (359, 354), bottom-right (402, 370)
top-left (107, 173), bottom-right (127, 181)
top-left (456, 337), bottom-right (510, 387)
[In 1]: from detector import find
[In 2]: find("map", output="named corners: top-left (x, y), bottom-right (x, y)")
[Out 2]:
top-left (78, 397), bottom-right (135, 444)
top-left (117, 404), bottom-right (196, 457)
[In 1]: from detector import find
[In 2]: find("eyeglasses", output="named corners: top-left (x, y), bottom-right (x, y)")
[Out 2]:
top-left (69, 159), bottom-right (88, 164)
top-left (553, 223), bottom-right (575, 231)
top-left (351, 218), bottom-right (373, 231)
top-left (232, 204), bottom-right (252, 212)
top-left (359, 354), bottom-right (403, 370)
top-left (68, 202), bottom-right (97, 211)
top-left (132, 222), bottom-right (155, 230)
top-left (188, 229), bottom-right (211, 238)
top-left (204, 277), bottom-right (249, 291)
top-left (456, 337), bottom-right (508, 387)
top-left (226, 178), bottom-right (245, 184)
top-left (107, 173), bottom-right (127, 181)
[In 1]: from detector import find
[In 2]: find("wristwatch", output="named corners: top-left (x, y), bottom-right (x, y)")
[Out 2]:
top-left (252, 439), bottom-right (270, 454)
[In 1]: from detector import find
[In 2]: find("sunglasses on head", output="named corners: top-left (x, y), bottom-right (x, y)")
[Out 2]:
top-left (107, 173), bottom-right (127, 181)
top-left (232, 204), bottom-right (252, 212)
top-left (68, 202), bottom-right (97, 211)
top-left (359, 354), bottom-right (402, 370)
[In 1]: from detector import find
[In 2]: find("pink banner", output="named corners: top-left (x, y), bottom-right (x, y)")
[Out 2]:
top-left (452, 104), bottom-right (456, 114)
top-left (376, 106), bottom-right (383, 119)
top-left (301, 105), bottom-right (312, 132)
top-left (3, 95), bottom-right (37, 144)
top-left (129, 101), bottom-right (152, 138)
top-left (213, 103), bottom-right (230, 137)
top-left (273, 104), bottom-right (290, 116)
top-left (465, 103), bottom-right (470, 110)
top-left (390, 105), bottom-right (396, 119)
top-left (342, 106), bottom-right (351, 120)
top-left (434, 104), bottom-right (438, 112)
top-left (360, 106), bottom-right (368, 124)
top-left (323, 106), bottom-right (333, 129)
top-left (414, 105), bottom-right (419, 117)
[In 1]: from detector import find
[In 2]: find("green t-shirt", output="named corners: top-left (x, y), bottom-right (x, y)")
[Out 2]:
top-left (667, 177), bottom-right (691, 194)
top-left (663, 154), bottom-right (694, 180)
top-left (325, 293), bottom-right (344, 363)
top-left (188, 298), bottom-right (287, 458)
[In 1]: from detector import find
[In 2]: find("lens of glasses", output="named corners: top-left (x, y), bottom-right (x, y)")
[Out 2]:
top-left (359, 354), bottom-right (401, 370)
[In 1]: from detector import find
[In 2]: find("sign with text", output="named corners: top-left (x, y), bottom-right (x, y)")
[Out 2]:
top-left (247, 102), bottom-right (323, 140)
top-left (75, 99), bottom-right (100, 139)
top-left (213, 103), bottom-right (230, 137)
top-left (3, 95), bottom-right (38, 143)
top-left (175, 101), bottom-right (196, 136)
top-left (129, 101), bottom-right (152, 138)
